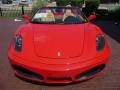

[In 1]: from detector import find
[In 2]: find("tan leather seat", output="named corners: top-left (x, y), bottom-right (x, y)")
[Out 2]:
top-left (42, 10), bottom-right (55, 22)
top-left (63, 9), bottom-right (75, 21)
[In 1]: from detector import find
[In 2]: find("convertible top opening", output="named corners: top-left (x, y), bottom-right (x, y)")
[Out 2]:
top-left (31, 7), bottom-right (88, 24)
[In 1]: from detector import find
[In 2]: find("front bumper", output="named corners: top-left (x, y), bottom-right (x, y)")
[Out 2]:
top-left (8, 52), bottom-right (109, 84)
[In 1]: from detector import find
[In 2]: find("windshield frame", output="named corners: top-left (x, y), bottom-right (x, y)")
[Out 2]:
top-left (30, 7), bottom-right (88, 24)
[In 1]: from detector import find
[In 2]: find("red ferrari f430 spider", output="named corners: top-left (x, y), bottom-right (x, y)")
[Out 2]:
top-left (8, 7), bottom-right (110, 84)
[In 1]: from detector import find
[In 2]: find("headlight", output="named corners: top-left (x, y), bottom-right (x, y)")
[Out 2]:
top-left (96, 34), bottom-right (105, 51)
top-left (13, 35), bottom-right (22, 52)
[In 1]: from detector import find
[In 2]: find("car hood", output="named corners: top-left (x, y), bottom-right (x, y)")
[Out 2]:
top-left (33, 24), bottom-right (85, 59)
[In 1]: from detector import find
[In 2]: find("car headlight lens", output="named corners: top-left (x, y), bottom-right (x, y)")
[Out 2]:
top-left (13, 35), bottom-right (22, 52)
top-left (96, 35), bottom-right (105, 51)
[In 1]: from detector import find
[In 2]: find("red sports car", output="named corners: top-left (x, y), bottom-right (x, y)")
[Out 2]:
top-left (8, 7), bottom-right (110, 84)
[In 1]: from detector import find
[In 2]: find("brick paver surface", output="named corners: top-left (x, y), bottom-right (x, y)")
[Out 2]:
top-left (0, 19), bottom-right (120, 90)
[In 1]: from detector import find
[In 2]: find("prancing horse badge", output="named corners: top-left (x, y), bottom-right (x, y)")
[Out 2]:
top-left (57, 52), bottom-right (61, 57)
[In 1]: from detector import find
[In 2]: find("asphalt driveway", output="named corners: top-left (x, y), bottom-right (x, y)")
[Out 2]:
top-left (0, 19), bottom-right (120, 90)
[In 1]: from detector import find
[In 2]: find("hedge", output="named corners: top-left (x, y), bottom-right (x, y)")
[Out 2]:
top-left (71, 0), bottom-right (83, 8)
top-left (57, 0), bottom-right (70, 6)
top-left (83, 0), bottom-right (100, 17)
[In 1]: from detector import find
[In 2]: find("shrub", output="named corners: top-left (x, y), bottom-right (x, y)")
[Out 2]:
top-left (71, 0), bottom-right (83, 8)
top-left (83, 0), bottom-right (100, 17)
top-left (85, 0), bottom-right (100, 11)
top-left (57, 0), bottom-right (83, 7)
top-left (57, 0), bottom-right (70, 6)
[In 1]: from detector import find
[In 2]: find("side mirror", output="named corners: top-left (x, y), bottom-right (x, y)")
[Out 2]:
top-left (22, 15), bottom-right (30, 23)
top-left (88, 14), bottom-right (96, 21)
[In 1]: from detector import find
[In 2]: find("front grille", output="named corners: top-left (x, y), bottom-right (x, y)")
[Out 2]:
top-left (12, 65), bottom-right (44, 80)
top-left (47, 77), bottom-right (72, 82)
top-left (75, 64), bottom-right (105, 80)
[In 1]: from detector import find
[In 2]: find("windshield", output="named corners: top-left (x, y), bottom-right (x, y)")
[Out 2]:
top-left (31, 7), bottom-right (88, 24)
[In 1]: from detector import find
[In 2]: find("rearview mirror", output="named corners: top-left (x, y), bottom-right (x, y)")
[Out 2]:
top-left (22, 15), bottom-right (30, 23)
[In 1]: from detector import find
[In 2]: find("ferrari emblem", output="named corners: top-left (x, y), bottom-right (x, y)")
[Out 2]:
top-left (58, 52), bottom-right (61, 56)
